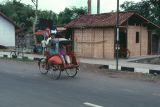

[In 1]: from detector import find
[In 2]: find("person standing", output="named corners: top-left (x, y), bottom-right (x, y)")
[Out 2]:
top-left (41, 37), bottom-right (47, 56)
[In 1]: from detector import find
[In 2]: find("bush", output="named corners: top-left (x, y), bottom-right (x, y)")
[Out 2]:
top-left (3, 55), bottom-right (8, 58)
top-left (12, 55), bottom-right (17, 59)
top-left (22, 56), bottom-right (28, 60)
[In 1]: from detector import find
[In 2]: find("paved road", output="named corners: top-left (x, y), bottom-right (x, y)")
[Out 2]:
top-left (0, 59), bottom-right (160, 107)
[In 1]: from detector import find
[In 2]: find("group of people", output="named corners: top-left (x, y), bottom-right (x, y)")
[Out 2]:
top-left (41, 33), bottom-right (56, 56)
top-left (41, 33), bottom-right (71, 64)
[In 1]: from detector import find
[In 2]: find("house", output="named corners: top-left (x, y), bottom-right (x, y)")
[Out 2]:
top-left (0, 12), bottom-right (17, 48)
top-left (65, 12), bottom-right (160, 59)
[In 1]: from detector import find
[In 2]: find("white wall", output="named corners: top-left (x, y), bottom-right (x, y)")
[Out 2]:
top-left (0, 16), bottom-right (15, 47)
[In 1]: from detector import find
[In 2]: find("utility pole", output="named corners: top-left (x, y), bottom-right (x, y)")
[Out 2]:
top-left (88, 0), bottom-right (91, 14)
top-left (31, 0), bottom-right (38, 44)
top-left (97, 0), bottom-right (100, 14)
top-left (116, 0), bottom-right (119, 71)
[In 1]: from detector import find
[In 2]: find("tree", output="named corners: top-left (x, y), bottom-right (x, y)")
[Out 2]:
top-left (38, 10), bottom-right (57, 22)
top-left (57, 7), bottom-right (87, 25)
top-left (149, 0), bottom-right (160, 25)
top-left (72, 7), bottom-right (87, 19)
top-left (0, 0), bottom-right (35, 31)
top-left (120, 1), bottom-right (137, 11)
top-left (121, 1), bottom-right (151, 21)
top-left (0, 1), bottom-right (87, 31)
top-left (120, 0), bottom-right (160, 26)
top-left (58, 8), bottom-right (73, 25)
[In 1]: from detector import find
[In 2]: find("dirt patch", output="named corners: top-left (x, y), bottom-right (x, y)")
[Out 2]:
top-left (132, 57), bottom-right (160, 65)
top-left (80, 63), bottom-right (160, 84)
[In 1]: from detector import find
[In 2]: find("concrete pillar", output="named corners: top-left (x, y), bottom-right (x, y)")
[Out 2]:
top-left (97, 0), bottom-right (100, 14)
top-left (88, 0), bottom-right (91, 14)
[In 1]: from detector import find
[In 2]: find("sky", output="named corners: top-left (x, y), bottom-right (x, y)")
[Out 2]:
top-left (2, 0), bottom-right (142, 14)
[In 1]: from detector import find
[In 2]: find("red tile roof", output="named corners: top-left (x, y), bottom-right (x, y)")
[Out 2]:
top-left (65, 12), bottom-right (160, 29)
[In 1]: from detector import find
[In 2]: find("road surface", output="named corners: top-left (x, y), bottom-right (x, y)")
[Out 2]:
top-left (0, 59), bottom-right (160, 107)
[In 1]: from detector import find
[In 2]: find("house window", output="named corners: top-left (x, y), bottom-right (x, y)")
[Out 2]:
top-left (136, 32), bottom-right (139, 43)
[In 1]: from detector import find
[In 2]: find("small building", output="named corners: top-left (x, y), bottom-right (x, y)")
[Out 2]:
top-left (65, 12), bottom-right (160, 59)
top-left (0, 12), bottom-right (17, 47)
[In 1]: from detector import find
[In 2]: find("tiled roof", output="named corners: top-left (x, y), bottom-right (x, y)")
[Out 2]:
top-left (65, 12), bottom-right (160, 29)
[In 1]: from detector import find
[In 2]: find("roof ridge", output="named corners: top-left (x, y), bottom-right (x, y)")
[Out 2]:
top-left (0, 11), bottom-right (18, 28)
top-left (82, 11), bottom-right (135, 16)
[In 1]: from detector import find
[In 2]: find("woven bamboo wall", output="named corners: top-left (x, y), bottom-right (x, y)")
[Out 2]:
top-left (74, 28), bottom-right (115, 59)
top-left (93, 28), bottom-right (103, 58)
top-left (74, 28), bottom-right (93, 57)
top-left (74, 29), bottom-right (82, 56)
top-left (74, 25), bottom-right (148, 58)
top-left (104, 28), bottom-right (115, 59)
top-left (82, 28), bottom-right (93, 57)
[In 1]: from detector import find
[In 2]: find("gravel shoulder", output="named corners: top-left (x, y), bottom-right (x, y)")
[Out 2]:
top-left (80, 63), bottom-right (160, 84)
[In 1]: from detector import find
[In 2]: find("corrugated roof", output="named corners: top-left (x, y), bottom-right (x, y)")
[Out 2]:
top-left (65, 12), bottom-right (160, 29)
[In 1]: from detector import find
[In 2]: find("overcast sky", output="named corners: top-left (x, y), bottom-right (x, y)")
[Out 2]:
top-left (3, 0), bottom-right (142, 14)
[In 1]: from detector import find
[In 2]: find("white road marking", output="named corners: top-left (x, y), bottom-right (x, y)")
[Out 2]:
top-left (83, 102), bottom-right (103, 107)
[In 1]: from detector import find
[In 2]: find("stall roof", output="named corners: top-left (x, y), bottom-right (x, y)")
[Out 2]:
top-left (65, 11), bottom-right (160, 29)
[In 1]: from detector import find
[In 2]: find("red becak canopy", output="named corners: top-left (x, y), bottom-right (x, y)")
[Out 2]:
top-left (34, 30), bottom-right (45, 36)
top-left (34, 28), bottom-right (51, 37)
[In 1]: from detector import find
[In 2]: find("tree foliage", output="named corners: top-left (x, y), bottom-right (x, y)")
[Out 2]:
top-left (57, 7), bottom-right (87, 25)
top-left (121, 0), bottom-right (160, 26)
top-left (0, 0), bottom-right (35, 31)
top-left (0, 0), bottom-right (87, 32)
top-left (38, 10), bottom-right (57, 21)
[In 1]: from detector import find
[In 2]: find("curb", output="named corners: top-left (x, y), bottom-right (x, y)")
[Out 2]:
top-left (0, 54), bottom-right (36, 61)
top-left (99, 64), bottom-right (160, 75)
